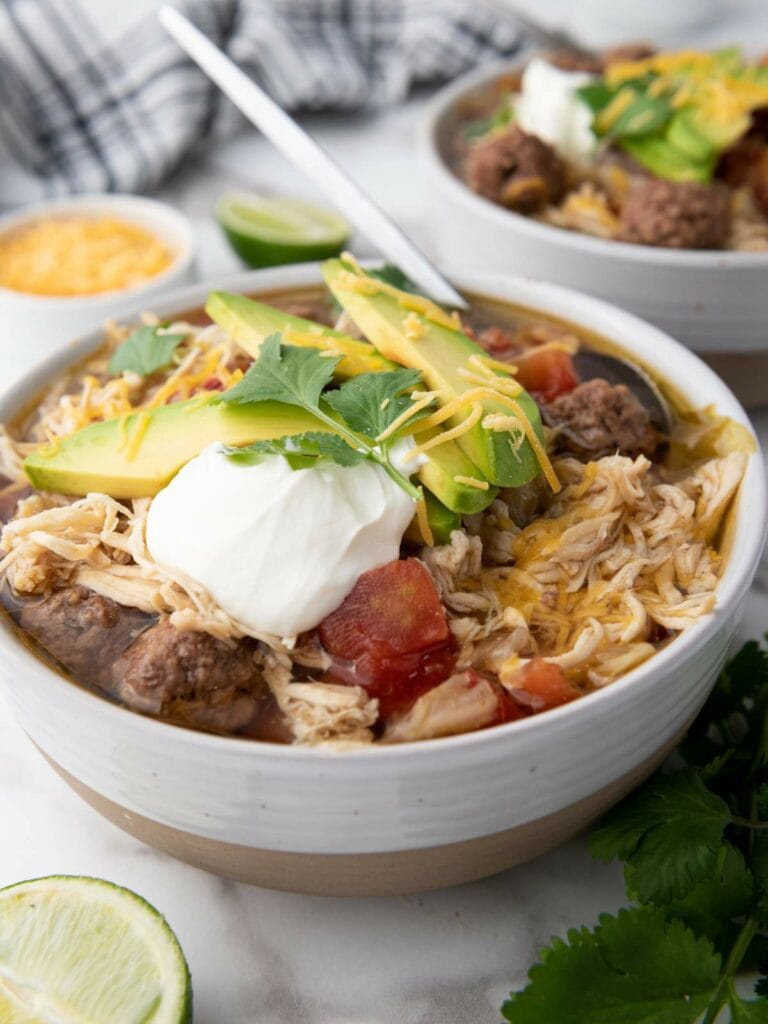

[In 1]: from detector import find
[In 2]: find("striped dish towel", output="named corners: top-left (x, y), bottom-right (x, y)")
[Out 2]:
top-left (0, 0), bottom-right (522, 208)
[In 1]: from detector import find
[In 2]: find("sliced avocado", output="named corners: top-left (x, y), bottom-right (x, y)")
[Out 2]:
top-left (206, 291), bottom-right (396, 378)
top-left (322, 258), bottom-right (545, 489)
top-left (665, 109), bottom-right (718, 163)
top-left (23, 389), bottom-right (494, 514)
top-left (404, 491), bottom-right (460, 546)
top-left (416, 429), bottom-right (497, 514)
top-left (207, 290), bottom-right (495, 514)
top-left (619, 136), bottom-right (715, 182)
top-left (23, 395), bottom-right (331, 498)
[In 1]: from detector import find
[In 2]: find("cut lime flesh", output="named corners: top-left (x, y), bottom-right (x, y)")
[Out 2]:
top-left (0, 876), bottom-right (191, 1024)
top-left (217, 191), bottom-right (350, 267)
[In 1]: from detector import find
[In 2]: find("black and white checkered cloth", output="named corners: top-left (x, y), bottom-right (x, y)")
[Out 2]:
top-left (0, 0), bottom-right (523, 208)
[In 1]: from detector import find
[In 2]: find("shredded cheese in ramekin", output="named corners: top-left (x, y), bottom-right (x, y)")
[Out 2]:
top-left (0, 216), bottom-right (174, 297)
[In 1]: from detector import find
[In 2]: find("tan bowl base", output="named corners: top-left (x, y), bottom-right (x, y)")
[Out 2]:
top-left (43, 733), bottom-right (681, 896)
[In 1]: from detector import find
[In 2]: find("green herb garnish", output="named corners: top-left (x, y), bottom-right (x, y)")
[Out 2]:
top-left (108, 326), bottom-right (186, 377)
top-left (464, 98), bottom-right (515, 141)
top-left (367, 264), bottom-right (420, 294)
top-left (218, 334), bottom-right (432, 500)
top-left (223, 432), bottom-right (366, 471)
top-left (324, 367), bottom-right (424, 439)
top-left (503, 639), bottom-right (768, 1023)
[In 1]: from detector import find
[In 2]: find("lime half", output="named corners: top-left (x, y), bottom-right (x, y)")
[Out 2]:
top-left (216, 191), bottom-right (350, 267)
top-left (0, 876), bottom-right (191, 1024)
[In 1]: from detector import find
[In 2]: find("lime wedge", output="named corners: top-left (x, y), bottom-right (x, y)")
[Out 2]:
top-left (0, 876), bottom-right (191, 1024)
top-left (216, 191), bottom-right (350, 267)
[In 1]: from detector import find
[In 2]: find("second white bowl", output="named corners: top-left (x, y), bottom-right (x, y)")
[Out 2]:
top-left (421, 63), bottom-right (768, 355)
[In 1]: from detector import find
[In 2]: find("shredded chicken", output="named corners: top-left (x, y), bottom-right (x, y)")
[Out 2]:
top-left (383, 671), bottom-right (500, 743)
top-left (423, 451), bottom-right (746, 691)
top-left (261, 650), bottom-right (378, 747)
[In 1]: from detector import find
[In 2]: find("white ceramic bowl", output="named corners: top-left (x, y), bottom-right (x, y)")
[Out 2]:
top-left (0, 194), bottom-right (196, 379)
top-left (421, 63), bottom-right (768, 355)
top-left (0, 265), bottom-right (764, 896)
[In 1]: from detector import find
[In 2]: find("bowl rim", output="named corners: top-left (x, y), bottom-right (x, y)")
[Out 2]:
top-left (0, 193), bottom-right (197, 306)
top-left (1, 261), bottom-right (765, 763)
top-left (420, 58), bottom-right (768, 269)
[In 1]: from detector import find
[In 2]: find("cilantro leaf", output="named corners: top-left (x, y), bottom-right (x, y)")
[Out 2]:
top-left (324, 368), bottom-right (428, 441)
top-left (750, 785), bottom-right (768, 925)
top-left (108, 326), bottom-right (185, 377)
top-left (682, 640), bottom-right (768, 776)
top-left (367, 264), bottom-right (419, 293)
top-left (576, 81), bottom-right (616, 114)
top-left (219, 334), bottom-right (340, 411)
top-left (662, 844), bottom-right (754, 951)
top-left (502, 907), bottom-right (720, 1024)
top-left (216, 334), bottom-right (422, 501)
top-left (731, 990), bottom-right (768, 1022)
top-left (590, 769), bottom-right (732, 904)
top-left (609, 95), bottom-right (671, 139)
top-left (223, 432), bottom-right (365, 470)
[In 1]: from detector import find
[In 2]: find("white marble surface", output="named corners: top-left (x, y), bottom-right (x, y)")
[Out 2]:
top-left (3, 48), bottom-right (768, 1023)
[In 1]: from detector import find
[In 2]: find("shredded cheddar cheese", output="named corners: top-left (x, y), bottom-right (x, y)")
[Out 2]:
top-left (375, 390), bottom-right (441, 443)
top-left (123, 411), bottom-right (151, 462)
top-left (337, 254), bottom-right (461, 332)
top-left (0, 216), bottom-right (174, 297)
top-left (402, 312), bottom-right (428, 340)
top-left (453, 475), bottom-right (490, 490)
top-left (415, 497), bottom-right (435, 547)
top-left (404, 402), bottom-right (484, 461)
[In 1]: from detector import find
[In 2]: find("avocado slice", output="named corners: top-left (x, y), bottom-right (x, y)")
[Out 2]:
top-left (405, 491), bottom-right (461, 546)
top-left (322, 258), bottom-right (545, 489)
top-left (23, 395), bottom-right (332, 498)
top-left (665, 109), bottom-right (717, 164)
top-left (206, 290), bottom-right (397, 378)
top-left (23, 390), bottom-right (495, 513)
top-left (207, 289), bottom-right (496, 514)
top-left (619, 136), bottom-right (715, 182)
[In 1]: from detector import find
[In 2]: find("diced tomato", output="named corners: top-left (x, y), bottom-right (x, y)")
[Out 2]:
top-left (320, 558), bottom-right (450, 658)
top-left (319, 559), bottom-right (458, 717)
top-left (514, 349), bottom-right (579, 403)
top-left (511, 658), bottom-right (580, 711)
top-left (477, 326), bottom-right (518, 356)
top-left (494, 684), bottom-right (532, 724)
top-left (202, 376), bottom-right (223, 391)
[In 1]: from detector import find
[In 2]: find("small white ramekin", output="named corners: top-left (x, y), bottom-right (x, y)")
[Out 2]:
top-left (0, 194), bottom-right (196, 378)
top-left (421, 62), bottom-right (768, 355)
top-left (0, 264), bottom-right (764, 896)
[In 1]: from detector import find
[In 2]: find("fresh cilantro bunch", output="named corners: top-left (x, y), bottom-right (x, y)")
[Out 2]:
top-left (218, 333), bottom-right (432, 501)
top-left (503, 639), bottom-right (768, 1023)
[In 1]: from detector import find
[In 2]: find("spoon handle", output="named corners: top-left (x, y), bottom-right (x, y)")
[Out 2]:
top-left (159, 5), bottom-right (468, 310)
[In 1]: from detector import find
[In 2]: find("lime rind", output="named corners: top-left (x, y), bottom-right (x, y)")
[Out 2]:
top-left (216, 191), bottom-right (350, 267)
top-left (0, 875), bottom-right (191, 1024)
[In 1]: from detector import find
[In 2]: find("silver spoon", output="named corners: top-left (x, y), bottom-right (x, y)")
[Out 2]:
top-left (158, 5), bottom-right (467, 311)
top-left (159, 5), bottom-right (670, 432)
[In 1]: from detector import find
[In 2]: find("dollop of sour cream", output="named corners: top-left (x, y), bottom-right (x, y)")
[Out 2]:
top-left (146, 443), bottom-right (416, 638)
top-left (515, 58), bottom-right (597, 163)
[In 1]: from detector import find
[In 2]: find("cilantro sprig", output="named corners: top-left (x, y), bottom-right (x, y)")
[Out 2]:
top-left (503, 639), bottom-right (768, 1023)
top-left (108, 325), bottom-right (186, 377)
top-left (218, 334), bottom-right (432, 500)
